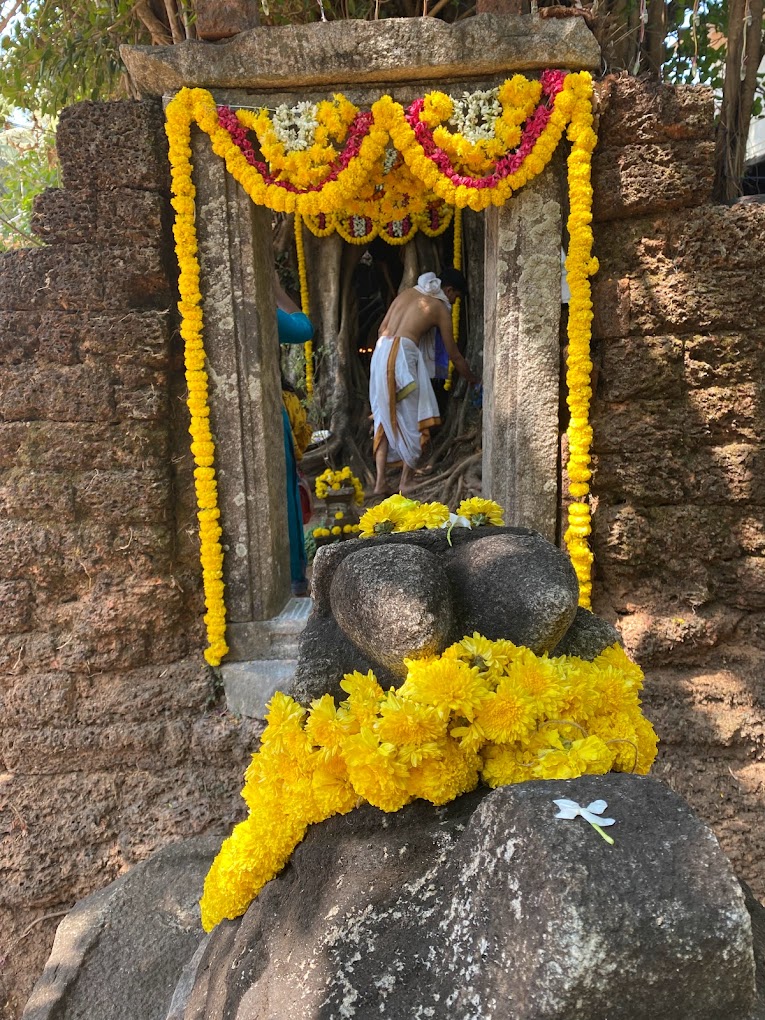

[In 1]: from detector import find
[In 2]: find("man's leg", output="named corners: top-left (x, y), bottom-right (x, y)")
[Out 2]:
top-left (374, 434), bottom-right (390, 495)
top-left (399, 462), bottom-right (416, 494)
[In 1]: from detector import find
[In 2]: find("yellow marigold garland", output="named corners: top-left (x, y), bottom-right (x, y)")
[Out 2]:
top-left (294, 212), bottom-right (313, 398)
top-left (562, 76), bottom-right (599, 608)
top-left (443, 204), bottom-right (463, 392)
top-left (165, 91), bottom-right (228, 667)
top-left (199, 636), bottom-right (657, 930)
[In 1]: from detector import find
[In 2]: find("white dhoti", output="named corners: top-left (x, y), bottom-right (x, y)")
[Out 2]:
top-left (369, 335), bottom-right (441, 469)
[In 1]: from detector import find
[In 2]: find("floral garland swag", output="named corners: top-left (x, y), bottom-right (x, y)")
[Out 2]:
top-left (165, 69), bottom-right (598, 664)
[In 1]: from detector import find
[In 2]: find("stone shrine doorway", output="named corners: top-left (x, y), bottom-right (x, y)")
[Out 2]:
top-left (124, 14), bottom-right (600, 665)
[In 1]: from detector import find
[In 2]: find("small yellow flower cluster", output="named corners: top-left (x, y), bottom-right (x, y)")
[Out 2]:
top-left (562, 73), bottom-right (599, 609)
top-left (165, 90), bottom-right (228, 666)
top-left (314, 524), bottom-right (361, 539)
top-left (199, 635), bottom-right (657, 930)
top-left (315, 466), bottom-right (364, 506)
top-left (359, 494), bottom-right (504, 538)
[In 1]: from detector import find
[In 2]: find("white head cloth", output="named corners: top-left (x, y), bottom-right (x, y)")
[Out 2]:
top-left (414, 271), bottom-right (450, 308)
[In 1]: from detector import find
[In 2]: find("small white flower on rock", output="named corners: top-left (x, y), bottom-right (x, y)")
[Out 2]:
top-left (553, 798), bottom-right (616, 845)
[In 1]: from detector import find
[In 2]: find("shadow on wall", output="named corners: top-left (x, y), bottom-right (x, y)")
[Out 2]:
top-left (587, 108), bottom-right (765, 896)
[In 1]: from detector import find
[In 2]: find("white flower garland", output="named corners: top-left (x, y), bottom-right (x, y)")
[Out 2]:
top-left (449, 88), bottom-right (502, 143)
top-left (271, 100), bottom-right (319, 152)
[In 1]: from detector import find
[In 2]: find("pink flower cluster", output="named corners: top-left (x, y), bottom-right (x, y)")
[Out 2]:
top-left (216, 105), bottom-right (373, 195)
top-left (406, 69), bottom-right (566, 190)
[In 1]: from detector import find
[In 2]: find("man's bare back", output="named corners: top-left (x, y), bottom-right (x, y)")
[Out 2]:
top-left (378, 288), bottom-right (450, 346)
top-left (378, 286), bottom-right (477, 385)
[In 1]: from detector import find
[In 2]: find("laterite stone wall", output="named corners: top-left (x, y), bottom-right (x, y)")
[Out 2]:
top-left (0, 101), bottom-right (257, 1020)
top-left (590, 77), bottom-right (765, 899)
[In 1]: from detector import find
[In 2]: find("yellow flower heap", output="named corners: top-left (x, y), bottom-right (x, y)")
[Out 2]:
top-left (200, 636), bottom-right (658, 931)
top-left (315, 466), bottom-right (365, 506)
top-left (359, 494), bottom-right (504, 537)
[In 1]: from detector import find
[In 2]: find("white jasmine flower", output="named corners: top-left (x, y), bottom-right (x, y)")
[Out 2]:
top-left (553, 798), bottom-right (616, 844)
top-left (272, 101), bottom-right (319, 152)
top-left (449, 88), bottom-right (501, 143)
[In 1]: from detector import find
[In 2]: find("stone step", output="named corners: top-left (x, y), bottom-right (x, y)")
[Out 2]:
top-left (221, 659), bottom-right (298, 719)
top-left (226, 597), bottom-right (312, 660)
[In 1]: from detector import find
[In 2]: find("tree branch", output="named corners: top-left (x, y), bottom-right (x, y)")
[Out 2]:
top-left (0, 0), bottom-right (23, 37)
top-left (133, 0), bottom-right (173, 44)
top-left (164, 0), bottom-right (186, 43)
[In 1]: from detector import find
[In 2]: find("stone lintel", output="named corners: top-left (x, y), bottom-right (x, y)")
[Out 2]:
top-left (121, 15), bottom-right (600, 96)
top-left (482, 165), bottom-right (562, 543)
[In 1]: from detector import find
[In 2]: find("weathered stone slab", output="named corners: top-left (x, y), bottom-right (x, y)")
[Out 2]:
top-left (56, 99), bottom-right (170, 193)
top-left (596, 75), bottom-right (715, 147)
top-left (594, 205), bottom-right (765, 335)
top-left (21, 836), bottom-right (217, 1020)
top-left (195, 0), bottom-right (260, 39)
top-left (592, 141), bottom-right (715, 221)
top-left (183, 775), bottom-right (759, 1020)
top-left (32, 187), bottom-right (169, 246)
top-left (121, 15), bottom-right (600, 95)
top-left (0, 245), bottom-right (171, 313)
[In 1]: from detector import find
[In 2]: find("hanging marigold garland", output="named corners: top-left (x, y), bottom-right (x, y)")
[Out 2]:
top-left (562, 84), bottom-right (598, 609)
top-left (165, 96), bottom-right (228, 666)
top-left (164, 71), bottom-right (598, 662)
top-left (293, 212), bottom-right (313, 398)
top-left (443, 204), bottom-right (463, 393)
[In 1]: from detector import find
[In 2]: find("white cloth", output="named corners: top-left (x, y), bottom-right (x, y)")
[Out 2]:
top-left (414, 271), bottom-right (451, 308)
top-left (370, 335), bottom-right (441, 468)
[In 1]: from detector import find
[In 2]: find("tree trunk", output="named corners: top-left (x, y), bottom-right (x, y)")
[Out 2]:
top-left (714, 0), bottom-right (765, 201)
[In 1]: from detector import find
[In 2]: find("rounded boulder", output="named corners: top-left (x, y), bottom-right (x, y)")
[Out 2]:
top-left (446, 531), bottom-right (579, 653)
top-left (330, 544), bottom-right (454, 678)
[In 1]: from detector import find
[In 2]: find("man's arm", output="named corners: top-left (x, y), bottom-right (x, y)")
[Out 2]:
top-left (435, 303), bottom-right (478, 385)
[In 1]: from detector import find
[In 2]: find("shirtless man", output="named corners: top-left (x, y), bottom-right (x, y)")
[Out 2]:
top-left (369, 269), bottom-right (478, 496)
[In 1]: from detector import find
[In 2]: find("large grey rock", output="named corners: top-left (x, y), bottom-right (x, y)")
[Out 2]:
top-left (330, 544), bottom-right (454, 679)
top-left (297, 526), bottom-right (575, 700)
top-left (22, 835), bottom-right (218, 1020)
top-left (742, 880), bottom-right (765, 1017)
top-left (446, 530), bottom-right (579, 653)
top-left (121, 16), bottom-right (601, 95)
top-left (309, 525), bottom-right (534, 616)
top-left (551, 605), bottom-right (623, 660)
top-left (181, 775), bottom-right (759, 1020)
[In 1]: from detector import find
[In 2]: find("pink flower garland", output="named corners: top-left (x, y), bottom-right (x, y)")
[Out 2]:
top-left (405, 69), bottom-right (566, 190)
top-left (216, 105), bottom-right (374, 194)
top-left (215, 71), bottom-right (566, 199)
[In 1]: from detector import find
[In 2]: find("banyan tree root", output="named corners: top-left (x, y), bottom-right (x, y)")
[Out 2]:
top-left (405, 451), bottom-right (482, 507)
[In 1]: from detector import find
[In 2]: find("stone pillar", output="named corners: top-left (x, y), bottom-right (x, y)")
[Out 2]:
top-left (482, 166), bottom-right (562, 543)
top-left (193, 129), bottom-right (291, 655)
